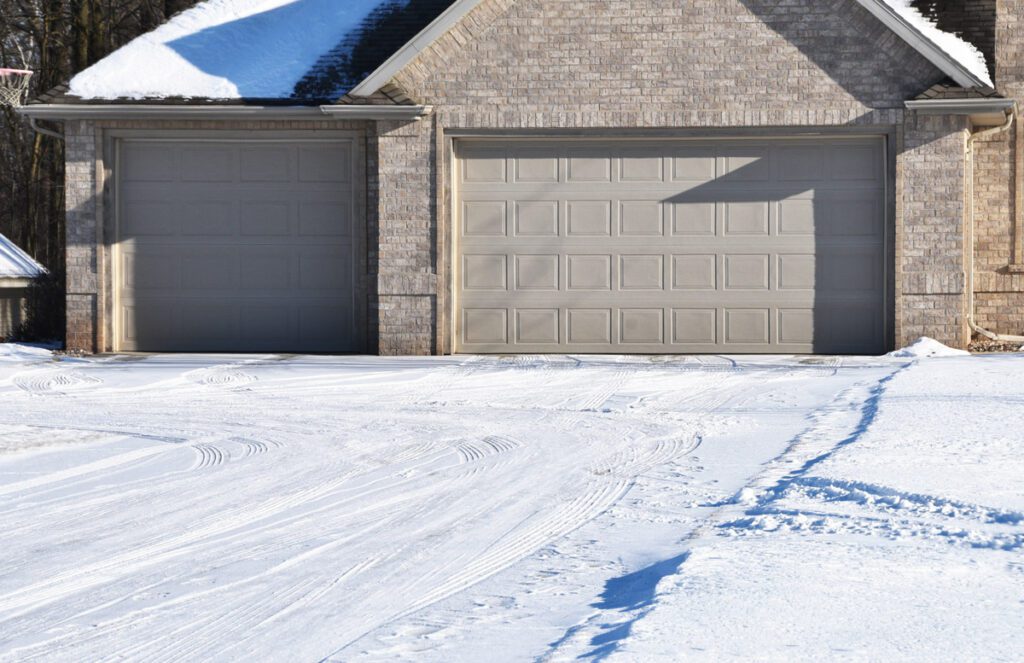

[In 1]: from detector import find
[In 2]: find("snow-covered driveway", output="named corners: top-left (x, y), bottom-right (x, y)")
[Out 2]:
top-left (0, 348), bottom-right (1021, 661)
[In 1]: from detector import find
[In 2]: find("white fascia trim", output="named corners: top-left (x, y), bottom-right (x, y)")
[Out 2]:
top-left (0, 278), bottom-right (34, 288)
top-left (18, 104), bottom-right (432, 121)
top-left (348, 0), bottom-right (484, 97)
top-left (854, 0), bottom-right (992, 90)
top-left (905, 98), bottom-right (1016, 114)
top-left (18, 104), bottom-right (327, 120)
top-left (318, 104), bottom-right (433, 119)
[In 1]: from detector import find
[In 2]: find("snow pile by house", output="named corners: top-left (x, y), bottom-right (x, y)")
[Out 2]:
top-left (887, 336), bottom-right (971, 358)
top-left (0, 343), bottom-right (52, 363)
top-left (0, 234), bottom-right (45, 279)
top-left (68, 0), bottom-right (392, 99)
top-left (881, 0), bottom-right (993, 87)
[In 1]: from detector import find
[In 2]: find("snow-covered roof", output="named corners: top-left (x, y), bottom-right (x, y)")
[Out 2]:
top-left (0, 234), bottom-right (45, 280)
top-left (67, 0), bottom-right (421, 101)
top-left (859, 0), bottom-right (993, 89)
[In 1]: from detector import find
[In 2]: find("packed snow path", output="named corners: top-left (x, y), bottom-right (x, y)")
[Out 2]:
top-left (0, 350), bottom-right (1020, 661)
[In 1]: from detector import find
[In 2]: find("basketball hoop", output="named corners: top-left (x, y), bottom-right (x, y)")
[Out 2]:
top-left (0, 68), bottom-right (33, 108)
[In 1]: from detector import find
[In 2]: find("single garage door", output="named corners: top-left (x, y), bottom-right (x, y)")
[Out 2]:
top-left (117, 139), bottom-right (361, 352)
top-left (456, 138), bottom-right (886, 354)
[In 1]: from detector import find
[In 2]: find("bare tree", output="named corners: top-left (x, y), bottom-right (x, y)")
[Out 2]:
top-left (0, 0), bottom-right (202, 275)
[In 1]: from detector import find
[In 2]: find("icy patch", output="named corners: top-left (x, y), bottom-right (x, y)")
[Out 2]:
top-left (68, 0), bottom-right (392, 100)
top-left (887, 337), bottom-right (970, 358)
top-left (882, 0), bottom-right (993, 87)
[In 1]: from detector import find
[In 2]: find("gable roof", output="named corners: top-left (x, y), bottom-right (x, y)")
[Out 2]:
top-left (44, 0), bottom-right (995, 105)
top-left (350, 0), bottom-right (994, 97)
top-left (0, 235), bottom-right (45, 280)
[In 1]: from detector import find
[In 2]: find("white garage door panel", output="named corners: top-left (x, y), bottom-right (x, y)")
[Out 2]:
top-left (118, 140), bottom-right (360, 352)
top-left (456, 138), bottom-right (887, 354)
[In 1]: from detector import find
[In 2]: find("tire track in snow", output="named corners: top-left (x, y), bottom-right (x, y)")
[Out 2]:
top-left (189, 443), bottom-right (228, 470)
top-left (0, 445), bottom-right (171, 499)
top-left (456, 435), bottom-right (521, 464)
top-left (12, 367), bottom-right (102, 396)
top-left (185, 364), bottom-right (258, 391)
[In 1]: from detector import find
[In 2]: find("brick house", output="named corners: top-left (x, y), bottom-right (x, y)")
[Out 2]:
top-left (19, 0), bottom-right (1024, 355)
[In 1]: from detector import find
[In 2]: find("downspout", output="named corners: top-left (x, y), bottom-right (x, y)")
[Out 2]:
top-left (29, 116), bottom-right (64, 141)
top-left (965, 109), bottom-right (1024, 343)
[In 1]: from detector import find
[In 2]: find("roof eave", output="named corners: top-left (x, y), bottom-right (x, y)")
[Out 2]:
top-left (18, 103), bottom-right (432, 121)
top-left (905, 98), bottom-right (1017, 126)
top-left (854, 0), bottom-right (994, 91)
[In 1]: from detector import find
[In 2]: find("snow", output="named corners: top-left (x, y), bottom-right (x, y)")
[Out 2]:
top-left (68, 0), bottom-right (392, 100)
top-left (0, 348), bottom-right (1021, 660)
top-left (0, 234), bottom-right (45, 279)
top-left (887, 336), bottom-right (971, 358)
top-left (882, 0), bottom-right (994, 87)
top-left (0, 343), bottom-right (51, 362)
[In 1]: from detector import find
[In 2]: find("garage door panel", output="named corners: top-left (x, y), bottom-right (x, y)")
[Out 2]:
top-left (620, 154), bottom-right (664, 182)
top-left (619, 255), bottom-right (664, 290)
top-left (672, 254), bottom-right (717, 290)
top-left (567, 309), bottom-right (612, 344)
top-left (671, 202), bottom-right (717, 236)
top-left (672, 308), bottom-right (718, 345)
top-left (457, 138), bottom-right (886, 354)
top-left (241, 201), bottom-right (291, 236)
top-left (181, 201), bottom-right (235, 236)
top-left (181, 251), bottom-right (238, 290)
top-left (463, 254), bottom-right (509, 291)
top-left (514, 255), bottom-right (558, 291)
top-left (619, 201), bottom-right (665, 236)
top-left (239, 147), bottom-right (291, 182)
top-left (516, 309), bottom-right (559, 344)
top-left (123, 146), bottom-right (177, 182)
top-left (566, 201), bottom-right (612, 236)
top-left (620, 309), bottom-right (665, 344)
top-left (513, 201), bottom-right (558, 236)
top-left (121, 201), bottom-right (178, 237)
top-left (724, 308), bottom-right (771, 345)
top-left (463, 201), bottom-right (507, 236)
top-left (118, 139), bottom-right (360, 352)
top-left (298, 201), bottom-right (350, 237)
top-left (298, 145), bottom-right (351, 183)
top-left (181, 147), bottom-right (234, 182)
top-left (514, 152), bottom-right (559, 182)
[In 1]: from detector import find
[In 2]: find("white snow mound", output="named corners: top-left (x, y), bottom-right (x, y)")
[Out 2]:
top-left (68, 0), bottom-right (390, 100)
top-left (887, 337), bottom-right (970, 358)
top-left (882, 0), bottom-right (993, 87)
top-left (0, 343), bottom-right (53, 363)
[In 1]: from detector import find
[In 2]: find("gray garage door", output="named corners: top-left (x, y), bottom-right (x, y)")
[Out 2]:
top-left (456, 138), bottom-right (886, 354)
top-left (117, 139), bottom-right (361, 352)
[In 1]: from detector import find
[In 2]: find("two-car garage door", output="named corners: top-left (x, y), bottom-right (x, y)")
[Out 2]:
top-left (117, 139), bottom-right (361, 353)
top-left (455, 138), bottom-right (887, 354)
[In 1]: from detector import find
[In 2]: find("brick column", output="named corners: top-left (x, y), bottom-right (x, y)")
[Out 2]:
top-left (898, 113), bottom-right (970, 348)
top-left (374, 119), bottom-right (437, 355)
top-left (64, 120), bottom-right (101, 353)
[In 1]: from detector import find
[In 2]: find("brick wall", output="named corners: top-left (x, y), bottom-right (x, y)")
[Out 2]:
top-left (65, 120), bottom-right (100, 353)
top-left (899, 114), bottom-right (971, 347)
top-left (967, 0), bottom-right (1024, 336)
